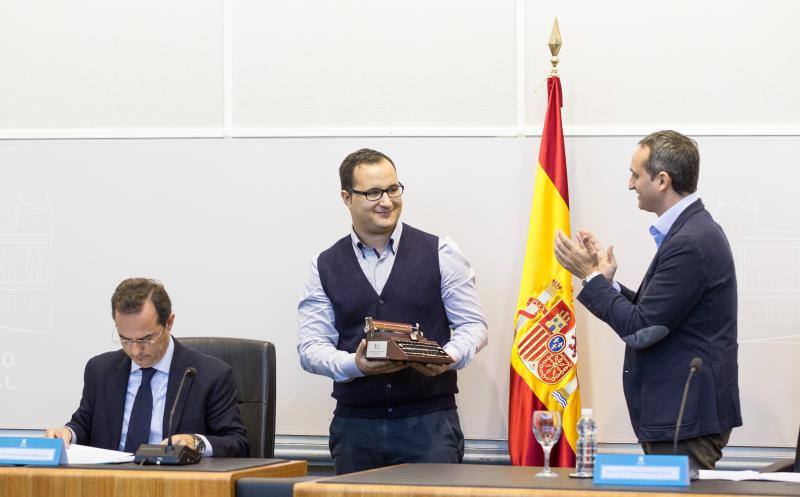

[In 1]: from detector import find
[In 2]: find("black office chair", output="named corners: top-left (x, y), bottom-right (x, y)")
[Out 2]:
top-left (760, 425), bottom-right (800, 473)
top-left (180, 337), bottom-right (276, 458)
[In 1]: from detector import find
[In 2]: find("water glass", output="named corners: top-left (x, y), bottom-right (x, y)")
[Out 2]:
top-left (532, 410), bottom-right (562, 478)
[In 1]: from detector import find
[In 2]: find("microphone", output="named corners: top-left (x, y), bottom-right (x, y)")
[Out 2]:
top-left (134, 366), bottom-right (200, 465)
top-left (673, 357), bottom-right (702, 454)
top-left (167, 367), bottom-right (197, 447)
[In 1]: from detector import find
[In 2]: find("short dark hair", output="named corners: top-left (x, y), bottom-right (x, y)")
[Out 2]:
top-left (638, 130), bottom-right (699, 195)
top-left (111, 278), bottom-right (172, 327)
top-left (339, 148), bottom-right (396, 191)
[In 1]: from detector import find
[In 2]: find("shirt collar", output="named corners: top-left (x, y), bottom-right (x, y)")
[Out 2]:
top-left (649, 193), bottom-right (698, 247)
top-left (350, 222), bottom-right (403, 258)
top-left (130, 334), bottom-right (174, 375)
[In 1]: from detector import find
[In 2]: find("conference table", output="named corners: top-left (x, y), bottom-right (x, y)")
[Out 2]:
top-left (0, 457), bottom-right (306, 497)
top-left (293, 464), bottom-right (800, 497)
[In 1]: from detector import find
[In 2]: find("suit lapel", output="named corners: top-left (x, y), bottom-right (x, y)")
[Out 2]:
top-left (163, 339), bottom-right (195, 437)
top-left (107, 352), bottom-right (131, 450)
top-left (636, 200), bottom-right (705, 299)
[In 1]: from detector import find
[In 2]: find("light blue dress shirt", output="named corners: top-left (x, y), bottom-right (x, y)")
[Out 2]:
top-left (605, 193), bottom-right (700, 292)
top-left (648, 193), bottom-right (699, 247)
top-left (117, 337), bottom-right (212, 455)
top-left (117, 337), bottom-right (174, 451)
top-left (297, 222), bottom-right (488, 382)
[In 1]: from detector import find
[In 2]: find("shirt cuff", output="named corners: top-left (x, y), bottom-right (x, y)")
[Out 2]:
top-left (443, 343), bottom-right (464, 370)
top-left (67, 427), bottom-right (77, 445)
top-left (337, 353), bottom-right (366, 382)
top-left (582, 271), bottom-right (602, 286)
top-left (195, 433), bottom-right (213, 457)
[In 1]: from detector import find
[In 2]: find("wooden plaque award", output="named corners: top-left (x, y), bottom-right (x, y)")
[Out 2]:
top-left (363, 317), bottom-right (453, 364)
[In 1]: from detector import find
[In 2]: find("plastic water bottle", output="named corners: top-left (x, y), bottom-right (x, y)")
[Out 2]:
top-left (574, 408), bottom-right (597, 477)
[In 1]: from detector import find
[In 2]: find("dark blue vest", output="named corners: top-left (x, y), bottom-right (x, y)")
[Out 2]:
top-left (318, 223), bottom-right (458, 418)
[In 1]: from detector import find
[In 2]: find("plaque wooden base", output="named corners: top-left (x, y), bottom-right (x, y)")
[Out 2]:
top-left (364, 317), bottom-right (453, 364)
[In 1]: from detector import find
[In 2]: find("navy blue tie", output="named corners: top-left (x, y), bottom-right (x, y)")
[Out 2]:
top-left (124, 367), bottom-right (156, 453)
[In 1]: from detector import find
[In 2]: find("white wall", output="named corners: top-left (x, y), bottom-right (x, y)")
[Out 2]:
top-left (0, 0), bottom-right (798, 448)
top-left (0, 0), bottom-right (223, 133)
top-left (3, 0), bottom-right (798, 137)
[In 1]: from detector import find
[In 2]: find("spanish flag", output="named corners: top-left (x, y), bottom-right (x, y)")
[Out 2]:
top-left (509, 76), bottom-right (580, 467)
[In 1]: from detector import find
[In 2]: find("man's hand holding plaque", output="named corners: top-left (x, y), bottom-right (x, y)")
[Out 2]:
top-left (362, 317), bottom-right (454, 374)
top-left (355, 339), bottom-right (409, 375)
top-left (408, 362), bottom-right (451, 376)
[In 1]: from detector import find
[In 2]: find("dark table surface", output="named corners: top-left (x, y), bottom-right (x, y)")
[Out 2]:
top-left (320, 464), bottom-right (800, 496)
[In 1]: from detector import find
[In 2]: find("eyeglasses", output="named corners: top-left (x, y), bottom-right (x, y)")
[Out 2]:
top-left (112, 327), bottom-right (165, 348)
top-left (350, 183), bottom-right (404, 201)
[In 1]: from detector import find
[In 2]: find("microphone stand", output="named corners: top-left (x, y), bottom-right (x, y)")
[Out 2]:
top-left (673, 358), bottom-right (702, 479)
top-left (166, 368), bottom-right (195, 454)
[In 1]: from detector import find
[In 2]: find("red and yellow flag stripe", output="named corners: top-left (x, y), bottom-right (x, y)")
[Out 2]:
top-left (509, 76), bottom-right (581, 467)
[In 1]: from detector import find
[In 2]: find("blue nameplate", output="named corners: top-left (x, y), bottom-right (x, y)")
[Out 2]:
top-left (0, 437), bottom-right (64, 466)
top-left (594, 454), bottom-right (689, 486)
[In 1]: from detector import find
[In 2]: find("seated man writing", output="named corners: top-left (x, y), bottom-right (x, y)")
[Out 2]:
top-left (46, 278), bottom-right (249, 457)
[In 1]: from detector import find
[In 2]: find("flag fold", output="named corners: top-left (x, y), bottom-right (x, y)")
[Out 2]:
top-left (509, 76), bottom-right (581, 467)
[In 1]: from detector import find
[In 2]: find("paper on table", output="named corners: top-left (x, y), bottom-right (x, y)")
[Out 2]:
top-left (699, 470), bottom-right (800, 484)
top-left (61, 444), bottom-right (134, 464)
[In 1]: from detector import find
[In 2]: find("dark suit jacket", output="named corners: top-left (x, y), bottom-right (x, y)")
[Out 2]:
top-left (66, 338), bottom-right (249, 457)
top-left (578, 199), bottom-right (742, 442)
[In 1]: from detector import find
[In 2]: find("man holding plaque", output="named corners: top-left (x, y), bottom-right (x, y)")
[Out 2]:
top-left (298, 148), bottom-right (488, 474)
top-left (554, 131), bottom-right (741, 469)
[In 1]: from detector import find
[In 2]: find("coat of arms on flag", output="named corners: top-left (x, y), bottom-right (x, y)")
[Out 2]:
top-left (515, 280), bottom-right (579, 407)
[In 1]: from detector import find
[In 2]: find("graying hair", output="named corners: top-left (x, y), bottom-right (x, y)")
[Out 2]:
top-left (638, 130), bottom-right (699, 195)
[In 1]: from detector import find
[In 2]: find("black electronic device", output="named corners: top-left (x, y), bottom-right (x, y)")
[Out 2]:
top-left (133, 442), bottom-right (201, 465)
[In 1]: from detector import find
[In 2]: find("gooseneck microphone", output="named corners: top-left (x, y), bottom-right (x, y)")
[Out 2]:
top-left (167, 367), bottom-right (197, 447)
top-left (134, 366), bottom-right (200, 465)
top-left (673, 358), bottom-right (702, 454)
top-left (133, 367), bottom-right (202, 466)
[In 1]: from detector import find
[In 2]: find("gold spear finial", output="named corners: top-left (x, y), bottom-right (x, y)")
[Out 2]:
top-left (548, 18), bottom-right (562, 76)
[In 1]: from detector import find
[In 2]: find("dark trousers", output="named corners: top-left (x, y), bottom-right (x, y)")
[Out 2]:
top-left (641, 430), bottom-right (732, 470)
top-left (329, 409), bottom-right (464, 475)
